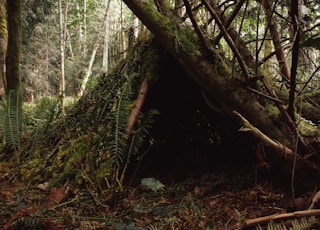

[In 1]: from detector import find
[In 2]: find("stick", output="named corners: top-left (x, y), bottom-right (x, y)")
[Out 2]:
top-left (233, 110), bottom-right (296, 157)
top-left (231, 209), bottom-right (320, 229)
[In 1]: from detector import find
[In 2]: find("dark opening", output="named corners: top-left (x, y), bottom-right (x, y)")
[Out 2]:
top-left (138, 49), bottom-right (257, 178)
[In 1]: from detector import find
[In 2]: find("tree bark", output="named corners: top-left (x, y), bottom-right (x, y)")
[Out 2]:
top-left (102, 0), bottom-right (111, 73)
top-left (58, 0), bottom-right (67, 114)
top-left (260, 0), bottom-right (291, 83)
top-left (6, 0), bottom-right (21, 93)
top-left (0, 0), bottom-right (7, 99)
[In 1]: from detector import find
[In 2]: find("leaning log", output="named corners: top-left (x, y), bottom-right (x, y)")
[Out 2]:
top-left (123, 0), bottom-right (292, 146)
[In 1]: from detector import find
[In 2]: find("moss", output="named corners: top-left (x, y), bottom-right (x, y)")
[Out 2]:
top-left (20, 158), bottom-right (44, 183)
top-left (142, 1), bottom-right (200, 55)
top-left (216, 58), bottom-right (232, 77)
top-left (297, 119), bottom-right (320, 137)
top-left (51, 136), bottom-right (89, 185)
top-left (265, 104), bottom-right (281, 121)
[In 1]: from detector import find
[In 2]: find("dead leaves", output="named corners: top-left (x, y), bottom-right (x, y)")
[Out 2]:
top-left (44, 186), bottom-right (67, 209)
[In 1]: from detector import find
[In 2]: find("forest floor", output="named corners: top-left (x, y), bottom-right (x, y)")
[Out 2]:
top-left (0, 164), bottom-right (319, 230)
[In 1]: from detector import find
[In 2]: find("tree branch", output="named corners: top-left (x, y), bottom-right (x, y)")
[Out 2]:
top-left (125, 77), bottom-right (148, 139)
top-left (231, 209), bottom-right (320, 229)
top-left (202, 0), bottom-right (250, 80)
top-left (233, 110), bottom-right (295, 156)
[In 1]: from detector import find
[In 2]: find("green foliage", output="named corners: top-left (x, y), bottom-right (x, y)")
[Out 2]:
top-left (1, 89), bottom-right (23, 153)
top-left (20, 41), bottom-right (160, 192)
top-left (22, 96), bottom-right (78, 159)
top-left (24, 97), bottom-right (58, 125)
top-left (106, 79), bottom-right (133, 167)
top-left (102, 71), bottom-right (159, 190)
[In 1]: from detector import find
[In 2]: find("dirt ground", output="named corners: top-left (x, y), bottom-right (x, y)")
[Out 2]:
top-left (1, 163), bottom-right (319, 230)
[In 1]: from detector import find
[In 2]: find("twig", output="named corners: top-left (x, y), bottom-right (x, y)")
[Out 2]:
top-left (231, 209), bottom-right (320, 229)
top-left (245, 87), bottom-right (285, 104)
top-left (202, 0), bottom-right (250, 80)
top-left (183, 0), bottom-right (211, 55)
top-left (233, 110), bottom-right (295, 157)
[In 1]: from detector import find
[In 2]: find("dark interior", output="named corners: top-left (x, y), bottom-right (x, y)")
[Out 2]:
top-left (138, 49), bottom-right (257, 178)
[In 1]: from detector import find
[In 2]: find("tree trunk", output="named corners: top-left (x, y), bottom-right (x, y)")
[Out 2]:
top-left (77, 26), bottom-right (104, 97)
top-left (4, 0), bottom-right (22, 155)
top-left (102, 0), bottom-right (111, 73)
top-left (0, 0), bottom-right (7, 99)
top-left (58, 0), bottom-right (68, 114)
top-left (77, 6), bottom-right (109, 97)
top-left (6, 0), bottom-right (21, 93)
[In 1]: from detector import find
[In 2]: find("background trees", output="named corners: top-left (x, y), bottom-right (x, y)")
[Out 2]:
top-left (21, 0), bottom-right (135, 100)
top-left (16, 0), bottom-right (320, 114)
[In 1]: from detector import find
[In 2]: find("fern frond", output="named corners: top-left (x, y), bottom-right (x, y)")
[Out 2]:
top-left (256, 216), bottom-right (317, 230)
top-left (107, 78), bottom-right (133, 167)
top-left (4, 89), bottom-right (22, 152)
top-left (291, 216), bottom-right (316, 230)
top-left (128, 109), bottom-right (159, 156)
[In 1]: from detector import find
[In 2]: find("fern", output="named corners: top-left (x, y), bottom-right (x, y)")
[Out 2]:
top-left (291, 216), bottom-right (317, 230)
top-left (108, 79), bottom-right (132, 167)
top-left (128, 109), bottom-right (159, 157)
top-left (121, 109), bottom-right (159, 184)
top-left (3, 89), bottom-right (22, 152)
top-left (256, 216), bottom-right (317, 230)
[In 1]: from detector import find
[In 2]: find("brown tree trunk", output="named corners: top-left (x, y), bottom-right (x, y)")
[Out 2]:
top-left (6, 0), bottom-right (21, 92)
top-left (0, 0), bottom-right (7, 99)
top-left (260, 0), bottom-right (291, 83)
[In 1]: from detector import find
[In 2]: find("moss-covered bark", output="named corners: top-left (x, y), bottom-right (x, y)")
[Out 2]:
top-left (296, 90), bottom-right (320, 124)
top-left (0, 0), bottom-right (7, 98)
top-left (6, 0), bottom-right (21, 92)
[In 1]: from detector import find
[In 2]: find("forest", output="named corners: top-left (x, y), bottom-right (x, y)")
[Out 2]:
top-left (0, 0), bottom-right (320, 229)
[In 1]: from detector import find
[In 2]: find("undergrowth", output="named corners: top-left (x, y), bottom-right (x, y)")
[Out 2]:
top-left (18, 40), bottom-right (160, 192)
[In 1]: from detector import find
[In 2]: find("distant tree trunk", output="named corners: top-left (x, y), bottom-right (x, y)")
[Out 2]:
top-left (77, 5), bottom-right (111, 97)
top-left (288, 0), bottom-right (299, 121)
top-left (77, 26), bottom-right (104, 97)
top-left (6, 0), bottom-right (21, 93)
top-left (174, 0), bottom-right (184, 17)
top-left (0, 0), bottom-right (7, 99)
top-left (102, 0), bottom-right (111, 73)
top-left (58, 0), bottom-right (68, 114)
top-left (77, 0), bottom-right (87, 58)
top-left (260, 0), bottom-right (291, 83)
top-left (128, 13), bottom-right (139, 49)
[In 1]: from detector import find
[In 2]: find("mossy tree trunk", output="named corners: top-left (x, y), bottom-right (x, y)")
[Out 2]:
top-left (3, 0), bottom-right (22, 155)
top-left (0, 0), bottom-right (7, 99)
top-left (6, 0), bottom-right (21, 93)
